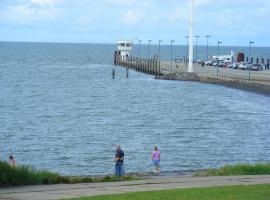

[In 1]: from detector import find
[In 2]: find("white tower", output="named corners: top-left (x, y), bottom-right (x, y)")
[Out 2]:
top-left (117, 40), bottom-right (133, 61)
top-left (188, 0), bottom-right (194, 73)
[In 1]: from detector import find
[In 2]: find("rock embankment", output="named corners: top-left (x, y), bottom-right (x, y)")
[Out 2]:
top-left (156, 72), bottom-right (200, 81)
top-left (155, 72), bottom-right (270, 96)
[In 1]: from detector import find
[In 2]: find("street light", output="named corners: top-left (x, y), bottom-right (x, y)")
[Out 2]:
top-left (148, 40), bottom-right (152, 60)
top-left (206, 35), bottom-right (211, 61)
top-left (217, 41), bottom-right (222, 56)
top-left (133, 37), bottom-right (138, 57)
top-left (249, 41), bottom-right (254, 63)
top-left (138, 40), bottom-right (142, 57)
top-left (158, 40), bottom-right (163, 60)
top-left (217, 41), bottom-right (222, 77)
top-left (185, 35), bottom-right (189, 65)
top-left (195, 35), bottom-right (199, 62)
top-left (171, 40), bottom-right (175, 72)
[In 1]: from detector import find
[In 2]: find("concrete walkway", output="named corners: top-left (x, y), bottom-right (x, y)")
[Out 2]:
top-left (1, 175), bottom-right (270, 200)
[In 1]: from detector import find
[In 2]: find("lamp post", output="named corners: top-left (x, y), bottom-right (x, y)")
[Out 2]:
top-left (148, 40), bottom-right (152, 60)
top-left (195, 35), bottom-right (199, 62)
top-left (206, 35), bottom-right (211, 61)
top-left (217, 41), bottom-right (222, 57)
top-left (188, 0), bottom-right (194, 73)
top-left (171, 40), bottom-right (175, 72)
top-left (217, 41), bottom-right (222, 77)
top-left (158, 40), bottom-right (163, 76)
top-left (185, 35), bottom-right (189, 65)
top-left (138, 40), bottom-right (142, 58)
top-left (158, 40), bottom-right (163, 60)
top-left (249, 41), bottom-right (254, 63)
top-left (133, 37), bottom-right (138, 57)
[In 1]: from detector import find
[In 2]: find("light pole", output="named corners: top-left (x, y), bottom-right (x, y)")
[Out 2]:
top-left (133, 37), bottom-right (138, 57)
top-left (158, 40), bottom-right (163, 76)
top-left (249, 41), bottom-right (254, 63)
top-left (206, 35), bottom-right (211, 61)
top-left (158, 40), bottom-right (163, 60)
top-left (195, 35), bottom-right (199, 62)
top-left (217, 41), bottom-right (222, 77)
top-left (171, 40), bottom-right (175, 72)
top-left (185, 35), bottom-right (189, 65)
top-left (217, 41), bottom-right (222, 57)
top-left (138, 40), bottom-right (142, 57)
top-left (188, 0), bottom-right (194, 73)
top-left (148, 40), bottom-right (152, 60)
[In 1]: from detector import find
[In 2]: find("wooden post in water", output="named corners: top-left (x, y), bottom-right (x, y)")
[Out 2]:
top-left (126, 67), bottom-right (129, 78)
top-left (112, 68), bottom-right (115, 79)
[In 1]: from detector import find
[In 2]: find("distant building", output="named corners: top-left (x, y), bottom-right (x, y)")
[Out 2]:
top-left (211, 50), bottom-right (235, 63)
top-left (116, 40), bottom-right (133, 61)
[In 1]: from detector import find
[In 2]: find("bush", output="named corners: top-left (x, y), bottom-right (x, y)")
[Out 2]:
top-left (194, 163), bottom-right (270, 177)
top-left (0, 160), bottom-right (137, 187)
top-left (0, 160), bottom-right (62, 186)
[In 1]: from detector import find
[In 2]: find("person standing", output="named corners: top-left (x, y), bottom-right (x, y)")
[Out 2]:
top-left (9, 154), bottom-right (16, 167)
top-left (114, 145), bottom-right (124, 177)
top-left (152, 146), bottom-right (160, 174)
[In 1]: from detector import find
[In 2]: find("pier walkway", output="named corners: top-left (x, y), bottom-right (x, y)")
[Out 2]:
top-left (1, 175), bottom-right (270, 200)
top-left (160, 61), bottom-right (270, 85)
top-left (114, 55), bottom-right (270, 95)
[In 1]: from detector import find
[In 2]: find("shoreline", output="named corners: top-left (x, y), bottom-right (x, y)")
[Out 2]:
top-left (77, 170), bottom-right (198, 180)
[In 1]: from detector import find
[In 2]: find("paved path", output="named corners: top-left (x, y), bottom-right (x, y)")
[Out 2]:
top-left (1, 175), bottom-right (270, 200)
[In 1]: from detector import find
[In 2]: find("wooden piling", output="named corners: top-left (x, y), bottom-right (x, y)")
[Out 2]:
top-left (114, 53), bottom-right (163, 77)
top-left (112, 68), bottom-right (115, 79)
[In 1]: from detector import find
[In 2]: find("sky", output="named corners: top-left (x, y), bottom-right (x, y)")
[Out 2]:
top-left (0, 0), bottom-right (270, 46)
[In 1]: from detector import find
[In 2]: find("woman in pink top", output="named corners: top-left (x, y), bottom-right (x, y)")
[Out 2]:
top-left (152, 146), bottom-right (160, 174)
top-left (9, 154), bottom-right (16, 167)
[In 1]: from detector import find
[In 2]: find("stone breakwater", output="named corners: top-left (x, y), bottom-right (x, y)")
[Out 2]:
top-left (155, 72), bottom-right (270, 96)
top-left (156, 72), bottom-right (200, 81)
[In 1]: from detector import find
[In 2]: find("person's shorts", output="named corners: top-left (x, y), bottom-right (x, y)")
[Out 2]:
top-left (153, 160), bottom-right (160, 167)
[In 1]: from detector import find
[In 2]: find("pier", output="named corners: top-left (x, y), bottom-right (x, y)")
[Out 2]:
top-left (114, 52), bottom-right (161, 76)
top-left (114, 52), bottom-right (270, 95)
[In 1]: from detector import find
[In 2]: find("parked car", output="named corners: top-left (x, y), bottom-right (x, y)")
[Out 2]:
top-left (245, 63), bottom-right (253, 70)
top-left (205, 61), bottom-right (214, 66)
top-left (232, 63), bottom-right (239, 69)
top-left (238, 62), bottom-right (248, 70)
top-left (252, 64), bottom-right (264, 71)
top-left (212, 62), bottom-right (218, 67)
top-left (223, 62), bottom-right (231, 68)
top-left (218, 61), bottom-right (224, 67)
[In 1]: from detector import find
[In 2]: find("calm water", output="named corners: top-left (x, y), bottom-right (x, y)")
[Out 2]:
top-left (0, 42), bottom-right (270, 175)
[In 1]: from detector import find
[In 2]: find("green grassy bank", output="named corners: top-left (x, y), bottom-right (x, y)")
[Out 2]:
top-left (0, 161), bottom-right (134, 187)
top-left (67, 184), bottom-right (270, 200)
top-left (194, 163), bottom-right (270, 176)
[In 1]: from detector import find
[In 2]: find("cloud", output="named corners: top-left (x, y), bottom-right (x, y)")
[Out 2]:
top-left (105, 0), bottom-right (135, 6)
top-left (0, 2), bottom-right (61, 25)
top-left (122, 10), bottom-right (143, 25)
top-left (31, 0), bottom-right (62, 6)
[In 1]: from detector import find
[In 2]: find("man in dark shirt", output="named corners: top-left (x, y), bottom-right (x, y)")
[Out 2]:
top-left (115, 145), bottom-right (124, 176)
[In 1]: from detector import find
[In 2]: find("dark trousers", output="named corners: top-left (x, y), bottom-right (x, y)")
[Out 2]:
top-left (115, 163), bottom-right (123, 176)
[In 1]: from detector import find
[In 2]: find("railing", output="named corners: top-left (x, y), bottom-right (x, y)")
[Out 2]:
top-left (114, 52), bottom-right (161, 77)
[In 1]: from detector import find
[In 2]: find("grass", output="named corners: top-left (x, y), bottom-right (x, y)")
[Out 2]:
top-left (66, 184), bottom-right (270, 200)
top-left (0, 161), bottom-right (136, 187)
top-left (193, 163), bottom-right (270, 177)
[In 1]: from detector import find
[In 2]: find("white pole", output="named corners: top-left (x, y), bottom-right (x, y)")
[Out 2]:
top-left (188, 0), bottom-right (194, 73)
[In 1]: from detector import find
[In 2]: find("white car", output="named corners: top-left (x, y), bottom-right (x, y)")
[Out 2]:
top-left (238, 62), bottom-right (248, 70)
